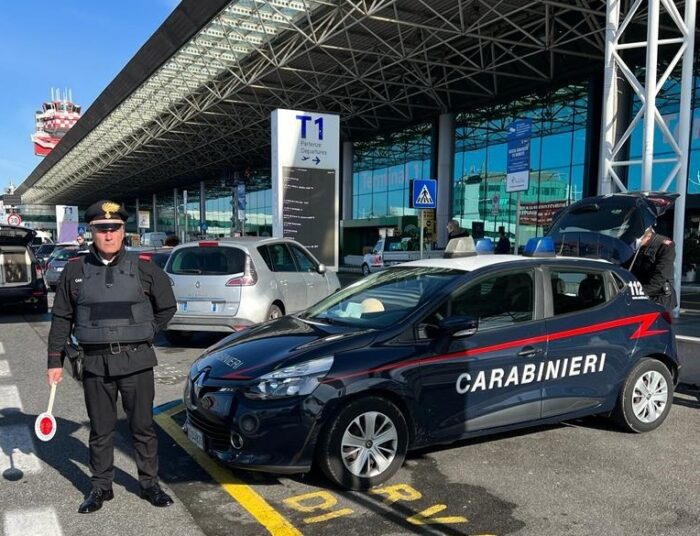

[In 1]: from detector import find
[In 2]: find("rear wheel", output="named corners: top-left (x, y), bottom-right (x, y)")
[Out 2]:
top-left (267, 304), bottom-right (283, 320)
top-left (163, 330), bottom-right (192, 345)
top-left (613, 358), bottom-right (673, 433)
top-left (361, 264), bottom-right (370, 276)
top-left (317, 396), bottom-right (408, 490)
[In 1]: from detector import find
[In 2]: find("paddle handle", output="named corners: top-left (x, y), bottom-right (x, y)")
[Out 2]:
top-left (47, 383), bottom-right (57, 415)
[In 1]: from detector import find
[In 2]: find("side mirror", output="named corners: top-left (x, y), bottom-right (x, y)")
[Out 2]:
top-left (439, 315), bottom-right (478, 338)
top-left (317, 263), bottom-right (327, 274)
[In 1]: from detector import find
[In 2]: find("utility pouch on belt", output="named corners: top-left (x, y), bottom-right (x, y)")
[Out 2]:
top-left (64, 342), bottom-right (84, 381)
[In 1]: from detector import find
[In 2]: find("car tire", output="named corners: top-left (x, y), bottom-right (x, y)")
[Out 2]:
top-left (317, 396), bottom-right (408, 490)
top-left (613, 358), bottom-right (673, 433)
top-left (163, 330), bottom-right (192, 345)
top-left (361, 264), bottom-right (370, 276)
top-left (267, 304), bottom-right (283, 320)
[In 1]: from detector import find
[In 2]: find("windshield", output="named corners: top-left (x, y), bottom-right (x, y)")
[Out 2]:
top-left (550, 203), bottom-right (645, 243)
top-left (301, 267), bottom-right (464, 328)
top-left (37, 245), bottom-right (55, 255)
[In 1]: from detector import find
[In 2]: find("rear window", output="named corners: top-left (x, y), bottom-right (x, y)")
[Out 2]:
top-left (168, 246), bottom-right (246, 275)
top-left (37, 245), bottom-right (56, 255)
top-left (54, 248), bottom-right (80, 261)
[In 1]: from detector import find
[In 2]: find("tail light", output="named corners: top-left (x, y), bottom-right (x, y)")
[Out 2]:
top-left (199, 241), bottom-right (219, 247)
top-left (661, 311), bottom-right (672, 324)
top-left (36, 265), bottom-right (44, 279)
top-left (372, 254), bottom-right (382, 266)
top-left (225, 255), bottom-right (258, 287)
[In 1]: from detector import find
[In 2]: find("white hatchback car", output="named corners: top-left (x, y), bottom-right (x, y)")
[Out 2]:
top-left (164, 237), bottom-right (340, 342)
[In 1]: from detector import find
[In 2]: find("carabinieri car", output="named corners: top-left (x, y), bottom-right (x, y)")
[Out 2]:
top-left (183, 237), bottom-right (678, 490)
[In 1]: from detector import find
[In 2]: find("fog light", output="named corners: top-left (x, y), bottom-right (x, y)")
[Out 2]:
top-left (230, 432), bottom-right (244, 450)
top-left (240, 414), bottom-right (258, 434)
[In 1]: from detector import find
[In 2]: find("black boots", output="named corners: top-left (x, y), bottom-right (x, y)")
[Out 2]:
top-left (78, 488), bottom-right (114, 513)
top-left (140, 484), bottom-right (174, 507)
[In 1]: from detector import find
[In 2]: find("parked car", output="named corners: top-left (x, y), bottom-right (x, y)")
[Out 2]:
top-left (164, 237), bottom-right (341, 343)
top-left (34, 243), bottom-right (58, 267)
top-left (0, 225), bottom-right (48, 313)
top-left (141, 232), bottom-right (168, 247)
top-left (182, 238), bottom-right (678, 489)
top-left (132, 247), bottom-right (172, 269)
top-left (45, 247), bottom-right (85, 290)
top-left (30, 230), bottom-right (54, 252)
top-left (361, 236), bottom-right (442, 275)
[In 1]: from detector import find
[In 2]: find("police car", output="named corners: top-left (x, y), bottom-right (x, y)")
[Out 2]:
top-left (183, 234), bottom-right (678, 490)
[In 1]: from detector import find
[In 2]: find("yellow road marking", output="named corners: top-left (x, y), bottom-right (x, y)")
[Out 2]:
top-left (303, 509), bottom-right (354, 524)
top-left (406, 503), bottom-right (468, 525)
top-left (154, 405), bottom-right (302, 536)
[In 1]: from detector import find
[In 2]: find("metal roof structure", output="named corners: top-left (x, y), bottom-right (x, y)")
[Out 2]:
top-left (19, 0), bottom-right (659, 206)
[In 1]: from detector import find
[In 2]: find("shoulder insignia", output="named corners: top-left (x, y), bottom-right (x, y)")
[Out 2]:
top-left (663, 239), bottom-right (673, 246)
top-left (138, 254), bottom-right (152, 262)
top-left (68, 256), bottom-right (82, 262)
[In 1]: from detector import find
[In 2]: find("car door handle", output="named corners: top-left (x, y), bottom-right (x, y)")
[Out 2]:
top-left (517, 346), bottom-right (542, 358)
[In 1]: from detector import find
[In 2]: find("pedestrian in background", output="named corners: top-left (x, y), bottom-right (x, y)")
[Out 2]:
top-left (446, 218), bottom-right (469, 240)
top-left (46, 200), bottom-right (176, 513)
top-left (76, 234), bottom-right (89, 251)
top-left (163, 235), bottom-right (180, 248)
top-left (495, 226), bottom-right (510, 254)
top-left (629, 226), bottom-right (677, 311)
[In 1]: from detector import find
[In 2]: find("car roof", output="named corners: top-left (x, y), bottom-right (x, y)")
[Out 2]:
top-left (400, 254), bottom-right (611, 272)
top-left (172, 236), bottom-right (297, 250)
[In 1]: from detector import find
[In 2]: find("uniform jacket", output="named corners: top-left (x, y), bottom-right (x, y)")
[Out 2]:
top-left (631, 233), bottom-right (677, 310)
top-left (47, 245), bottom-right (176, 376)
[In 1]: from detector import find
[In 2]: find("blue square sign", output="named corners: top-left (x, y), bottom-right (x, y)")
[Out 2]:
top-left (412, 179), bottom-right (437, 209)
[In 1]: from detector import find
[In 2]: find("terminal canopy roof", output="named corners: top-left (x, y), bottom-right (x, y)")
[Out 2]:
top-left (17, 0), bottom-right (672, 205)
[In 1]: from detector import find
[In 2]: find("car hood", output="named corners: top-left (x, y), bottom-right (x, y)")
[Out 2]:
top-left (193, 315), bottom-right (375, 381)
top-left (547, 192), bottom-right (678, 264)
top-left (0, 225), bottom-right (35, 246)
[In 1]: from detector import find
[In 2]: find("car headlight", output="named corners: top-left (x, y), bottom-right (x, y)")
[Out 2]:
top-left (245, 356), bottom-right (334, 400)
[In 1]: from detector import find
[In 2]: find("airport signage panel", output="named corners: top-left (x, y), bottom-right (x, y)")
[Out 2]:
top-left (506, 119), bottom-right (532, 193)
top-left (56, 205), bottom-right (78, 242)
top-left (271, 109), bottom-right (340, 269)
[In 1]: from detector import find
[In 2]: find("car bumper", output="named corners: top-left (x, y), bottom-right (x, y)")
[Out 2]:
top-left (45, 272), bottom-right (62, 285)
top-left (183, 384), bottom-right (336, 473)
top-left (168, 314), bottom-right (254, 333)
top-left (0, 286), bottom-right (47, 306)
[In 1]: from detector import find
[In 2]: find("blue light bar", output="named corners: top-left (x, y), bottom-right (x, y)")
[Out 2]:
top-left (523, 236), bottom-right (556, 257)
top-left (475, 238), bottom-right (494, 254)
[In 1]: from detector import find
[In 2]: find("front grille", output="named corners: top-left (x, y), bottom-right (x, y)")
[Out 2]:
top-left (187, 410), bottom-right (230, 451)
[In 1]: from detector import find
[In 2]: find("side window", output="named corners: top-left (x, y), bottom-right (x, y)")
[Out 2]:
top-left (418, 271), bottom-right (534, 337)
top-left (549, 269), bottom-right (607, 315)
top-left (268, 243), bottom-right (296, 272)
top-left (290, 245), bottom-right (316, 272)
top-left (257, 246), bottom-right (274, 271)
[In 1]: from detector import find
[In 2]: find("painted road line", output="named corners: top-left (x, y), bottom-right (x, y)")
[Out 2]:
top-left (154, 404), bottom-right (303, 536)
top-left (0, 360), bottom-right (10, 377)
top-left (4, 507), bottom-right (63, 536)
top-left (677, 335), bottom-right (700, 343)
top-left (0, 385), bottom-right (23, 411)
top-left (0, 424), bottom-right (42, 475)
top-left (0, 341), bottom-right (4, 354)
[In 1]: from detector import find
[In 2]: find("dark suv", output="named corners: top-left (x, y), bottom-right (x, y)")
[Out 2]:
top-left (0, 225), bottom-right (49, 313)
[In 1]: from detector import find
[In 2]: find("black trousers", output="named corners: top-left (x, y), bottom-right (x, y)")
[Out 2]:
top-left (83, 368), bottom-right (158, 491)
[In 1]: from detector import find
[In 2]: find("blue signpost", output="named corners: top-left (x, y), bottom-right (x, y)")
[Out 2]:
top-left (410, 179), bottom-right (437, 258)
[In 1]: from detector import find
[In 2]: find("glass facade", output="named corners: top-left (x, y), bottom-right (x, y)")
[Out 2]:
top-left (352, 124), bottom-right (432, 220)
top-left (625, 58), bottom-right (700, 196)
top-left (453, 83), bottom-right (589, 249)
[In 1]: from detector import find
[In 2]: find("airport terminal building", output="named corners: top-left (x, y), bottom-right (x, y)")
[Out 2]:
top-left (13, 1), bottom-right (700, 275)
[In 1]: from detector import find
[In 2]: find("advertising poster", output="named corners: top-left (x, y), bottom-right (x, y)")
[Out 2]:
top-left (56, 205), bottom-right (79, 242)
top-left (138, 210), bottom-right (150, 229)
top-left (271, 109), bottom-right (340, 269)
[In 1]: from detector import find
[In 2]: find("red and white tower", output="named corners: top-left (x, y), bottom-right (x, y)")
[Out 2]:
top-left (31, 88), bottom-right (82, 157)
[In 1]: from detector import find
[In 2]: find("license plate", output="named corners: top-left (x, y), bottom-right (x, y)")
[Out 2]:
top-left (56, 267), bottom-right (64, 272)
top-left (187, 423), bottom-right (205, 450)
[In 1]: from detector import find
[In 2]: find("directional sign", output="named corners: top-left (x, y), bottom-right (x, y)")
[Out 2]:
top-left (411, 179), bottom-right (437, 209)
top-left (7, 213), bottom-right (22, 226)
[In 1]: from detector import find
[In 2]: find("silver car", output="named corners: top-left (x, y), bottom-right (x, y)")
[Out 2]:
top-left (45, 247), bottom-right (84, 290)
top-left (164, 237), bottom-right (340, 341)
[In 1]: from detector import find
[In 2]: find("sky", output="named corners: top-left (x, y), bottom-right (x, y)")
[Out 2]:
top-left (0, 0), bottom-right (180, 193)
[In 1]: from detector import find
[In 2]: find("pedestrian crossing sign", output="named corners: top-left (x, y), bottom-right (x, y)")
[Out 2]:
top-left (411, 179), bottom-right (437, 209)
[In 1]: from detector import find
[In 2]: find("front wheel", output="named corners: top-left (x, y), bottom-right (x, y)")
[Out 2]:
top-left (361, 263), bottom-right (370, 276)
top-left (267, 304), bottom-right (283, 320)
top-left (317, 396), bottom-right (408, 490)
top-left (613, 358), bottom-right (673, 433)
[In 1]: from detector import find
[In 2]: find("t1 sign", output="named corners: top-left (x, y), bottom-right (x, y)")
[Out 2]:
top-left (296, 115), bottom-right (324, 141)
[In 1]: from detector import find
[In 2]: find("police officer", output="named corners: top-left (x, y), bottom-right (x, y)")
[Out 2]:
top-left (46, 200), bottom-right (177, 513)
top-left (76, 234), bottom-right (89, 251)
top-left (446, 218), bottom-right (469, 240)
top-left (629, 226), bottom-right (678, 310)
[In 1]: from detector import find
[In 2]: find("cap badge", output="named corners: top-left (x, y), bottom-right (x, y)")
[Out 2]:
top-left (101, 202), bottom-right (120, 219)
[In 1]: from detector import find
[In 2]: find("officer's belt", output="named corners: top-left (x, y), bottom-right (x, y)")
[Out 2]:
top-left (82, 342), bottom-right (151, 356)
